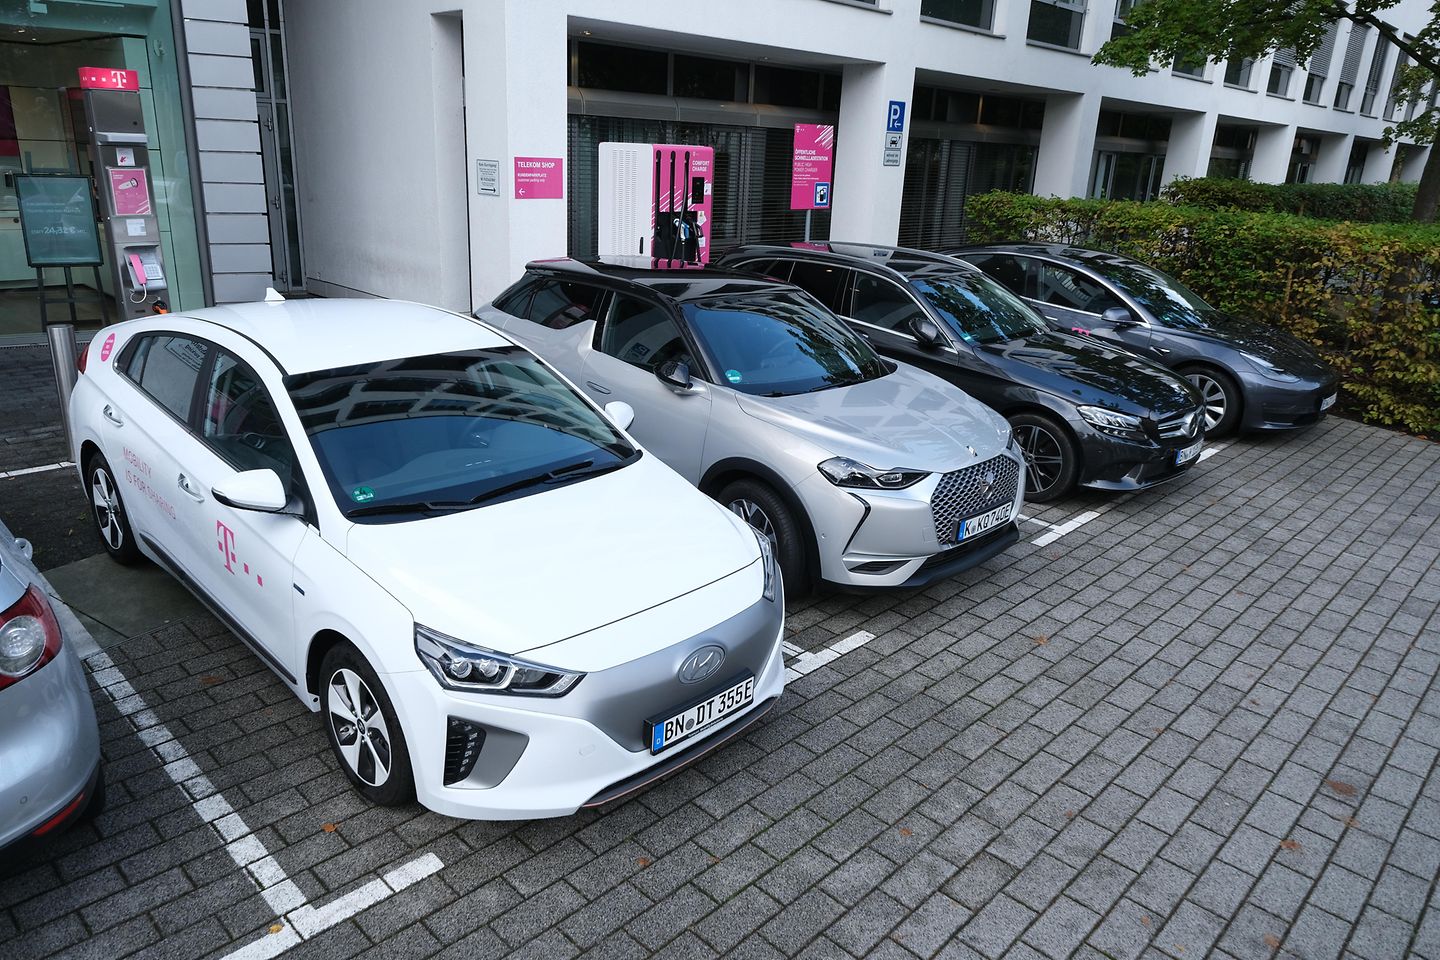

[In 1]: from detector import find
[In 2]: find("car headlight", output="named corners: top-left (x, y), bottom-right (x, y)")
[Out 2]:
top-left (1006, 428), bottom-right (1017, 454)
top-left (752, 527), bottom-right (778, 602)
top-left (415, 624), bottom-right (582, 696)
top-left (1076, 405), bottom-right (1147, 441)
top-left (1240, 352), bottom-right (1300, 382)
top-left (818, 457), bottom-right (929, 489)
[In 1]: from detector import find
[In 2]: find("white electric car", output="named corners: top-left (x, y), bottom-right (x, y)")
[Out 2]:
top-left (68, 298), bottom-right (783, 819)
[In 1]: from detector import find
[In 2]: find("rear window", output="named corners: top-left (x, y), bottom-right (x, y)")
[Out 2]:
top-left (125, 334), bottom-right (209, 423)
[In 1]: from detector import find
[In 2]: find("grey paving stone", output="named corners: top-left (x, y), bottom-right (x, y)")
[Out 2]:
top-left (959, 894), bottom-right (1037, 959)
top-left (1020, 895), bottom-right (1101, 959)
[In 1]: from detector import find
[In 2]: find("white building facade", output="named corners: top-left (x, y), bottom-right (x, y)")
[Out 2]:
top-left (280, 0), bottom-right (1435, 311)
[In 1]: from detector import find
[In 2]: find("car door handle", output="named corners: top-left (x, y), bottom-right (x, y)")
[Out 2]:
top-left (177, 473), bottom-right (205, 502)
top-left (1151, 346), bottom-right (1171, 355)
top-left (102, 404), bottom-right (123, 426)
top-left (585, 380), bottom-right (612, 395)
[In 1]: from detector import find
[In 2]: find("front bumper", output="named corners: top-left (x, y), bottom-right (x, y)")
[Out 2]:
top-left (1240, 371), bottom-right (1339, 431)
top-left (390, 593), bottom-right (786, 820)
top-left (1074, 423), bottom-right (1204, 493)
top-left (800, 451), bottom-right (1026, 589)
top-left (0, 643), bottom-right (103, 851)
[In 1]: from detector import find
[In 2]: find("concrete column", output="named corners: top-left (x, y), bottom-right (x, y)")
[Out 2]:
top-left (1310, 131), bottom-right (1354, 184)
top-left (1362, 141), bottom-right (1398, 183)
top-left (1160, 110), bottom-right (1220, 185)
top-left (831, 61), bottom-right (916, 245)
top-left (1033, 91), bottom-right (1101, 198)
top-left (1398, 144), bottom-right (1431, 182)
top-left (1250, 123), bottom-right (1295, 183)
top-left (466, 1), bottom-right (571, 302)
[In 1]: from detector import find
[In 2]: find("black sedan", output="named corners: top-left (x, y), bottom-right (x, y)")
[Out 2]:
top-left (717, 243), bottom-right (1207, 502)
top-left (949, 244), bottom-right (1339, 437)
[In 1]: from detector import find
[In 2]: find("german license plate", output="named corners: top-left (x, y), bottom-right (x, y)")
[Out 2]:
top-left (1175, 439), bottom-right (1204, 465)
top-left (957, 503), bottom-right (1010, 542)
top-left (1320, 393), bottom-right (1336, 411)
top-left (648, 675), bottom-right (754, 754)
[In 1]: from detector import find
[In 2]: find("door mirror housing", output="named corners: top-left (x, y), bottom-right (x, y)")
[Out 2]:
top-left (604, 400), bottom-right (635, 431)
top-left (1102, 306), bottom-right (1138, 327)
top-left (213, 469), bottom-right (288, 513)
top-left (656, 360), bottom-right (694, 391)
top-left (908, 315), bottom-right (944, 347)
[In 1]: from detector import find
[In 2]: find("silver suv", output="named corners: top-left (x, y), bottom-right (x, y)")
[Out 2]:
top-left (476, 259), bottom-right (1026, 591)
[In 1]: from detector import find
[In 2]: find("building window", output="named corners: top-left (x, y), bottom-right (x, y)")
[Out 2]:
top-left (1333, 80), bottom-right (1354, 109)
top-left (922, 0), bottom-right (996, 31)
top-left (1287, 134), bottom-right (1320, 183)
top-left (1344, 140), bottom-right (1368, 183)
top-left (1334, 24), bottom-right (1369, 110)
top-left (673, 54), bottom-right (748, 102)
top-left (1302, 22), bottom-right (1339, 104)
top-left (1028, 0), bottom-right (1086, 50)
top-left (1267, 48), bottom-right (1296, 96)
top-left (1303, 73), bottom-right (1325, 102)
top-left (577, 41), bottom-right (668, 95)
top-left (1224, 57), bottom-right (1254, 88)
top-left (1173, 59), bottom-right (1206, 79)
top-left (1091, 152), bottom-right (1166, 200)
top-left (1110, 0), bottom-right (1138, 41)
top-left (1360, 37), bottom-right (1390, 114)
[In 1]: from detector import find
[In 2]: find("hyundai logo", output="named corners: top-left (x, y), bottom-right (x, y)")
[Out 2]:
top-left (678, 645), bottom-right (726, 684)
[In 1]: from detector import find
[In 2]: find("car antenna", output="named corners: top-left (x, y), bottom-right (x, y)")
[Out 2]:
top-left (264, 287), bottom-right (286, 303)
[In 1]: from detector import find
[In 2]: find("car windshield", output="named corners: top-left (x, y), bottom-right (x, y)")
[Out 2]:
top-left (681, 290), bottom-right (890, 397)
top-left (1086, 258), bottom-right (1220, 329)
top-left (286, 346), bottom-right (638, 520)
top-left (912, 272), bottom-right (1048, 344)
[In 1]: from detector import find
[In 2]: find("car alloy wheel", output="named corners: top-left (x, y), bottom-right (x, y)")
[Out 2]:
top-left (327, 667), bottom-right (393, 787)
top-left (1186, 373), bottom-right (1228, 432)
top-left (1013, 423), bottom-right (1066, 497)
top-left (91, 467), bottom-right (125, 552)
top-left (728, 497), bottom-right (778, 550)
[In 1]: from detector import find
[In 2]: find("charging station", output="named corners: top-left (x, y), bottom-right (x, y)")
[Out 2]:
top-left (597, 143), bottom-right (714, 265)
top-left (81, 69), bottom-right (169, 319)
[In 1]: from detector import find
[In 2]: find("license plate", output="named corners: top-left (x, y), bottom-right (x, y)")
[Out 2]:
top-left (648, 675), bottom-right (754, 754)
top-left (1175, 439), bottom-right (1204, 465)
top-left (1320, 393), bottom-right (1336, 411)
top-left (957, 502), bottom-right (1010, 542)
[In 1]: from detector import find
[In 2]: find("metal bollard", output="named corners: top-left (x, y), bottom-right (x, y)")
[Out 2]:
top-left (46, 322), bottom-right (79, 454)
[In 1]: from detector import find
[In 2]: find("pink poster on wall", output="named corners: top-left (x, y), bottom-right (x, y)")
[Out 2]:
top-left (791, 123), bottom-right (835, 210)
top-left (108, 168), bottom-right (151, 215)
top-left (514, 157), bottom-right (564, 199)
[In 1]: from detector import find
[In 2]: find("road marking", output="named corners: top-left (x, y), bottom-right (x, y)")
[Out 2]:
top-left (0, 460), bottom-right (73, 480)
top-left (1031, 510), bottom-right (1104, 547)
top-left (85, 649), bottom-right (444, 958)
top-left (784, 630), bottom-right (876, 682)
top-left (1198, 441), bottom-right (1231, 463)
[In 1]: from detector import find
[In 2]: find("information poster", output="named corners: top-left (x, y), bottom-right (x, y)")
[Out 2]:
top-left (15, 175), bottom-right (103, 267)
top-left (791, 124), bottom-right (835, 210)
top-left (108, 168), bottom-right (151, 216)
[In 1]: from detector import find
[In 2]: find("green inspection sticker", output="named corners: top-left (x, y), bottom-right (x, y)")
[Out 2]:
top-left (725, 369), bottom-right (743, 384)
top-left (351, 486), bottom-right (375, 503)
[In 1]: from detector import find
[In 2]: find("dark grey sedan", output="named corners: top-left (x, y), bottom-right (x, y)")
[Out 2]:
top-left (948, 245), bottom-right (1339, 437)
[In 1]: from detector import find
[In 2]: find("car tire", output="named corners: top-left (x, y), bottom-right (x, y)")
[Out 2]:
top-left (80, 768), bottom-right (106, 821)
top-left (1008, 412), bottom-right (1078, 503)
top-left (320, 643), bottom-right (416, 807)
top-left (85, 453), bottom-right (142, 565)
top-left (719, 478), bottom-right (809, 595)
top-left (1181, 366), bottom-right (1242, 437)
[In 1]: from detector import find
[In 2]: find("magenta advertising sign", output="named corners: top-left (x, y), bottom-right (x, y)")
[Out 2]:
top-left (791, 124), bottom-right (834, 210)
top-left (513, 157), bottom-right (563, 199)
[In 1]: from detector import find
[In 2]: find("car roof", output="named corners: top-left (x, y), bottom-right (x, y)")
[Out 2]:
top-left (166, 298), bottom-right (512, 375)
top-left (525, 257), bottom-right (791, 302)
top-left (722, 242), bottom-right (980, 281)
top-left (949, 243), bottom-right (1143, 272)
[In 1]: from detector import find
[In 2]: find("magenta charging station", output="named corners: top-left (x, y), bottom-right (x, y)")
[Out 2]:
top-left (597, 143), bottom-right (714, 265)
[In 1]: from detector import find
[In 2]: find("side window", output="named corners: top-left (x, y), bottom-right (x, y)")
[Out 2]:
top-left (786, 261), bottom-right (849, 312)
top-left (201, 351), bottom-right (298, 490)
top-left (734, 258), bottom-right (793, 282)
top-left (524, 279), bottom-right (608, 329)
top-left (1038, 264), bottom-right (1123, 314)
top-left (849, 274), bottom-right (929, 332)
top-left (131, 334), bottom-right (208, 423)
top-left (598, 296), bottom-right (694, 373)
top-left (492, 277), bottom-right (540, 317)
top-left (969, 254), bottom-right (1034, 299)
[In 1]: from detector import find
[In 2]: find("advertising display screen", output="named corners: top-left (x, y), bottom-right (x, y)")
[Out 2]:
top-left (15, 175), bottom-right (104, 267)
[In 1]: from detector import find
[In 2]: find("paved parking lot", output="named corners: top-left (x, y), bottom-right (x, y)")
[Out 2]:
top-left (2, 414), bottom-right (1439, 960)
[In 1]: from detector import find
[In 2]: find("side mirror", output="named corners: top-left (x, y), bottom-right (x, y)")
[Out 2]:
top-left (908, 315), bottom-right (944, 347)
top-left (656, 360), bottom-right (694, 391)
top-left (213, 468), bottom-right (288, 513)
top-left (604, 400), bottom-right (635, 431)
top-left (1102, 306), bottom-right (1138, 327)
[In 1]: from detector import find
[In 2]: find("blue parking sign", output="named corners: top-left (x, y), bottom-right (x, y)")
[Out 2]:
top-left (887, 100), bottom-right (906, 133)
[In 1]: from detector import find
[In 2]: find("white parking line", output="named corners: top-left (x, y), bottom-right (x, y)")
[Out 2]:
top-left (85, 649), bottom-right (443, 958)
top-left (0, 460), bottom-right (73, 480)
top-left (1198, 440), bottom-right (1231, 463)
top-left (784, 630), bottom-right (876, 682)
top-left (1030, 510), bottom-right (1105, 547)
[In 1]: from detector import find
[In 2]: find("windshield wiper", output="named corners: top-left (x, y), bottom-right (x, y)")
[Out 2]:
top-left (345, 500), bottom-right (472, 518)
top-left (466, 458), bottom-right (625, 505)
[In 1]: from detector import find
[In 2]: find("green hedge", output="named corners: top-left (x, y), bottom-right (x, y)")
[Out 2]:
top-left (1160, 177), bottom-right (1419, 223)
top-left (965, 192), bottom-right (1440, 436)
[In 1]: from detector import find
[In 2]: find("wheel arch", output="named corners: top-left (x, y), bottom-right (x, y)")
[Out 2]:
top-left (1174, 361), bottom-right (1245, 423)
top-left (699, 457), bottom-right (820, 581)
top-left (305, 628), bottom-right (355, 706)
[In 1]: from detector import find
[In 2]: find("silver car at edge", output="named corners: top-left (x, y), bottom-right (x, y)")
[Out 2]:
top-left (477, 259), bottom-right (1025, 591)
top-left (0, 525), bottom-right (103, 852)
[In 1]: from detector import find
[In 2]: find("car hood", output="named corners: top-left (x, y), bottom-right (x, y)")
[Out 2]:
top-left (1179, 312), bottom-right (1334, 379)
top-left (977, 331), bottom-right (1201, 420)
top-left (343, 455), bottom-right (758, 668)
top-left (734, 364), bottom-right (1009, 472)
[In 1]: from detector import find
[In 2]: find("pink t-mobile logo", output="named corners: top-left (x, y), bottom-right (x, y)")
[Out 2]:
top-left (217, 521), bottom-right (237, 573)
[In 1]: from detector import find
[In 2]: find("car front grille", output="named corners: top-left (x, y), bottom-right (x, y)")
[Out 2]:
top-left (1157, 409), bottom-right (1203, 440)
top-left (931, 455), bottom-right (1020, 546)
